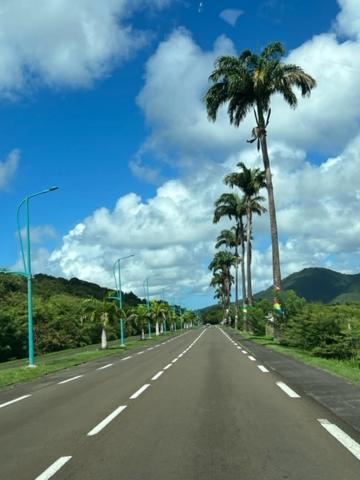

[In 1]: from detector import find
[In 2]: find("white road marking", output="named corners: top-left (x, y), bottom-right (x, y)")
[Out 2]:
top-left (96, 363), bottom-right (113, 370)
top-left (137, 351), bottom-right (144, 355)
top-left (178, 353), bottom-right (184, 357)
top-left (87, 405), bottom-right (127, 436)
top-left (35, 456), bottom-right (72, 480)
top-left (241, 350), bottom-right (247, 354)
top-left (172, 358), bottom-right (178, 363)
top-left (58, 375), bottom-right (83, 385)
top-left (130, 384), bottom-right (150, 399)
top-left (258, 365), bottom-right (269, 373)
top-left (237, 346), bottom-right (241, 349)
top-left (0, 394), bottom-right (31, 409)
top-left (151, 371), bottom-right (164, 380)
top-left (276, 381), bottom-right (300, 398)
top-left (148, 347), bottom-right (154, 351)
top-left (248, 356), bottom-right (256, 361)
top-left (155, 345), bottom-right (160, 348)
top-left (164, 363), bottom-right (172, 370)
top-left (318, 419), bottom-right (360, 460)
top-left (121, 356), bottom-right (132, 361)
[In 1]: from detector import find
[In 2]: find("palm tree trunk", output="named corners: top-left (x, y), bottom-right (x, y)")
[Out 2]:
top-left (240, 219), bottom-right (247, 330)
top-left (101, 327), bottom-right (107, 350)
top-left (155, 320), bottom-right (160, 336)
top-left (235, 245), bottom-right (239, 330)
top-left (246, 208), bottom-right (253, 306)
top-left (258, 124), bottom-right (281, 290)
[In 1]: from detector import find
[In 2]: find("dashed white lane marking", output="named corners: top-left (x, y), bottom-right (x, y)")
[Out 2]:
top-left (148, 347), bottom-right (154, 351)
top-left (121, 356), bottom-right (132, 361)
top-left (137, 351), bottom-right (144, 355)
top-left (130, 384), bottom-right (150, 399)
top-left (151, 371), bottom-right (164, 381)
top-left (172, 358), bottom-right (178, 363)
top-left (96, 363), bottom-right (113, 370)
top-left (276, 381), bottom-right (300, 398)
top-left (87, 405), bottom-right (127, 436)
top-left (58, 375), bottom-right (83, 385)
top-left (35, 456), bottom-right (72, 480)
top-left (178, 353), bottom-right (184, 357)
top-left (258, 365), bottom-right (269, 373)
top-left (155, 345), bottom-right (160, 348)
top-left (164, 363), bottom-right (172, 370)
top-left (237, 346), bottom-right (241, 350)
top-left (241, 350), bottom-right (247, 354)
top-left (318, 419), bottom-right (360, 461)
top-left (248, 356), bottom-right (256, 361)
top-left (0, 394), bottom-right (31, 409)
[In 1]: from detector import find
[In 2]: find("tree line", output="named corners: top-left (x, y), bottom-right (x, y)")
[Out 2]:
top-left (0, 273), bottom-right (198, 362)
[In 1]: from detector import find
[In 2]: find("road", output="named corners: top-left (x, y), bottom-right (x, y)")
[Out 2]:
top-left (0, 326), bottom-right (359, 479)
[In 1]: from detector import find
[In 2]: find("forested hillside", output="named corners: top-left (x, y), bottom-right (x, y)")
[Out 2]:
top-left (0, 273), bottom-right (144, 361)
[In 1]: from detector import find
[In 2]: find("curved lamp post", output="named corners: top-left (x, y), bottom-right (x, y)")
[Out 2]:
top-left (111, 255), bottom-right (135, 347)
top-left (17, 186), bottom-right (59, 367)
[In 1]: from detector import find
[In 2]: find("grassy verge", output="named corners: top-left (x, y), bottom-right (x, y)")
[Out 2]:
top-left (0, 331), bottom-right (184, 390)
top-left (237, 331), bottom-right (360, 384)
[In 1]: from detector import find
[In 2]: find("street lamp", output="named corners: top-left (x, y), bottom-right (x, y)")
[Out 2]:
top-left (112, 255), bottom-right (135, 347)
top-left (17, 186), bottom-right (59, 367)
top-left (143, 277), bottom-right (151, 338)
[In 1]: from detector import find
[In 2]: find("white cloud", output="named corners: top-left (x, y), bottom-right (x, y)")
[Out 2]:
top-left (0, 149), bottom-right (19, 190)
top-left (0, 0), bottom-right (173, 96)
top-left (19, 225), bottom-right (57, 245)
top-left (336, 0), bottom-right (360, 39)
top-left (219, 9), bottom-right (244, 27)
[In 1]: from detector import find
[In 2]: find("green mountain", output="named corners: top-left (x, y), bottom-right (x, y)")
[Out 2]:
top-left (0, 272), bottom-right (143, 306)
top-left (255, 267), bottom-right (360, 304)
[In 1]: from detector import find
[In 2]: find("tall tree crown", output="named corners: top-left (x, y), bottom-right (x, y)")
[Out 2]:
top-left (205, 41), bottom-right (316, 126)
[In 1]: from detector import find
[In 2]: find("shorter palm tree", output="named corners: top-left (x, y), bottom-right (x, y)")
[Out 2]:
top-left (82, 296), bottom-right (117, 349)
top-left (128, 304), bottom-right (151, 340)
top-left (149, 300), bottom-right (168, 336)
top-left (209, 251), bottom-right (236, 324)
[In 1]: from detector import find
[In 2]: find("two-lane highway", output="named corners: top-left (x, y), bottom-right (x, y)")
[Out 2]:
top-left (1, 327), bottom-right (360, 479)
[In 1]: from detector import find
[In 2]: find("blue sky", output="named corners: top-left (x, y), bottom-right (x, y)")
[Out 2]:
top-left (2, 0), bottom-right (360, 309)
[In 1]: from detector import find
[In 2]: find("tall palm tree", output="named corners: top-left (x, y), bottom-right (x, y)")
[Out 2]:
top-left (128, 304), bottom-right (150, 340)
top-left (209, 251), bottom-right (236, 324)
top-left (205, 41), bottom-right (316, 291)
top-left (82, 296), bottom-right (117, 349)
top-left (213, 192), bottom-right (247, 327)
top-left (225, 163), bottom-right (266, 306)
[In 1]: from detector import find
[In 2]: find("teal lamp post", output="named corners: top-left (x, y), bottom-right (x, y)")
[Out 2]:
top-left (143, 278), bottom-right (151, 338)
top-left (17, 186), bottom-right (59, 367)
top-left (112, 255), bottom-right (135, 347)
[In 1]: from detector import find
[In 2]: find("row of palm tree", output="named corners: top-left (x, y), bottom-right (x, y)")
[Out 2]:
top-left (205, 41), bottom-right (316, 331)
top-left (82, 296), bottom-right (197, 349)
top-left (209, 163), bottom-right (267, 328)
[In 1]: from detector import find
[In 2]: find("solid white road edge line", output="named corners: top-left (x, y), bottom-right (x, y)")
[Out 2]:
top-left (0, 394), bottom-right (31, 409)
top-left (318, 419), bottom-right (360, 461)
top-left (151, 371), bottom-right (164, 380)
top-left (248, 356), bottom-right (256, 361)
top-left (35, 456), bottom-right (72, 480)
top-left (58, 375), bottom-right (83, 385)
top-left (258, 365), bottom-right (269, 373)
top-left (130, 384), bottom-right (150, 399)
top-left (276, 381), bottom-right (301, 398)
top-left (96, 363), bottom-right (113, 371)
top-left (87, 406), bottom-right (127, 436)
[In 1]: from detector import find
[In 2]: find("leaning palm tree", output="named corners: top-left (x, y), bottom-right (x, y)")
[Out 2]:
top-left (205, 41), bottom-right (316, 291)
top-left (225, 163), bottom-right (267, 306)
top-left (214, 192), bottom-right (247, 327)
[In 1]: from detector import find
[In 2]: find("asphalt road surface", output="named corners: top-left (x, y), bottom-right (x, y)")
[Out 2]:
top-left (1, 327), bottom-right (360, 479)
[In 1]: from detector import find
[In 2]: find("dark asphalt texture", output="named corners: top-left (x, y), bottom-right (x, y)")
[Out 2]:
top-left (0, 327), bottom-right (359, 479)
top-left (230, 329), bottom-right (360, 434)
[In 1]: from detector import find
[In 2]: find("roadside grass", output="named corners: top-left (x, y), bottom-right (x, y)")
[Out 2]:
top-left (238, 331), bottom-right (360, 384)
top-left (0, 331), bottom-right (184, 389)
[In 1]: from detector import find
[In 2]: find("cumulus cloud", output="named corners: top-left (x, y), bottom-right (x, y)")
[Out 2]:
top-left (0, 149), bottom-right (19, 190)
top-left (0, 0), bottom-right (173, 96)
